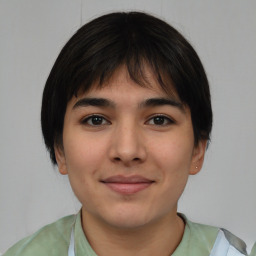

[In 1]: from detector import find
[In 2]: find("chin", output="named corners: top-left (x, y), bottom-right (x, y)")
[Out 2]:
top-left (107, 216), bottom-right (151, 230)
top-left (99, 206), bottom-right (157, 230)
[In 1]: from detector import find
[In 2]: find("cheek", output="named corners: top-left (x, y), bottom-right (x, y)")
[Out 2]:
top-left (62, 134), bottom-right (106, 205)
top-left (148, 132), bottom-right (194, 198)
top-left (149, 135), bottom-right (194, 171)
top-left (63, 131), bottom-right (107, 178)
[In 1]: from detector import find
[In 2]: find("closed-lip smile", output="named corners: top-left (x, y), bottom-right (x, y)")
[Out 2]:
top-left (101, 175), bottom-right (154, 195)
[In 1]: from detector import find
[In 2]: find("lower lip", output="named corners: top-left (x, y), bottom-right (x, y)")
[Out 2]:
top-left (103, 182), bottom-right (152, 195)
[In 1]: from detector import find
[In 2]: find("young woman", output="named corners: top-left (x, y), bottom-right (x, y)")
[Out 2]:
top-left (4, 12), bottom-right (254, 256)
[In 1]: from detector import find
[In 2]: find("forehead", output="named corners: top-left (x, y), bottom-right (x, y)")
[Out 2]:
top-left (66, 65), bottom-right (186, 116)
top-left (75, 65), bottom-right (179, 102)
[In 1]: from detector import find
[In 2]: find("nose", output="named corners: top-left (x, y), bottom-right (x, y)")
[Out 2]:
top-left (108, 121), bottom-right (147, 166)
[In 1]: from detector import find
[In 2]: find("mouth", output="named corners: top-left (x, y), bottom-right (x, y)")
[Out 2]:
top-left (101, 175), bottom-right (155, 195)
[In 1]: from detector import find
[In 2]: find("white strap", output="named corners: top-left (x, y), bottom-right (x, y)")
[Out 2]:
top-left (68, 227), bottom-right (75, 256)
top-left (210, 230), bottom-right (246, 256)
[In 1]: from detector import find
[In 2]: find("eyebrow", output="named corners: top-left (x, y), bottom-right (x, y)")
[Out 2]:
top-left (73, 98), bottom-right (115, 109)
top-left (72, 97), bottom-right (184, 111)
top-left (139, 97), bottom-right (184, 111)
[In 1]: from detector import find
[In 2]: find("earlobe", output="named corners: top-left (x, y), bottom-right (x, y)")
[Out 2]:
top-left (54, 144), bottom-right (68, 175)
top-left (189, 140), bottom-right (208, 175)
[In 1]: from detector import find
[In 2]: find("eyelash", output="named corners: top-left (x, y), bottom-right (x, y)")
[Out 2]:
top-left (81, 115), bottom-right (110, 126)
top-left (146, 114), bottom-right (175, 126)
top-left (80, 114), bottom-right (175, 127)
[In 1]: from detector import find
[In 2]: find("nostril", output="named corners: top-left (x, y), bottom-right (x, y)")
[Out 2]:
top-left (113, 157), bottom-right (141, 163)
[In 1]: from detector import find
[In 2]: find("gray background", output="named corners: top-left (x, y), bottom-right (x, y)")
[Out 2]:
top-left (0, 0), bottom-right (255, 253)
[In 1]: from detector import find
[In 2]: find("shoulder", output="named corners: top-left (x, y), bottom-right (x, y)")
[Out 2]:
top-left (180, 214), bottom-right (249, 255)
top-left (180, 214), bottom-right (219, 244)
top-left (3, 214), bottom-right (76, 256)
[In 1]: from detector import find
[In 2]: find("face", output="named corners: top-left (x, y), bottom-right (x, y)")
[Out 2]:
top-left (55, 66), bottom-right (206, 230)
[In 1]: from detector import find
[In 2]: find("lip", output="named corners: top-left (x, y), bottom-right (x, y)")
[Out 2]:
top-left (101, 175), bottom-right (154, 195)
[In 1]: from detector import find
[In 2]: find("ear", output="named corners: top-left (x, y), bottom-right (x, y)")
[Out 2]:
top-left (54, 144), bottom-right (68, 175)
top-left (189, 140), bottom-right (207, 175)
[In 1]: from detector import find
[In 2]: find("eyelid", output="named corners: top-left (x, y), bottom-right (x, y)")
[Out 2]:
top-left (146, 114), bottom-right (175, 125)
top-left (80, 114), bottom-right (111, 126)
top-left (79, 113), bottom-right (175, 127)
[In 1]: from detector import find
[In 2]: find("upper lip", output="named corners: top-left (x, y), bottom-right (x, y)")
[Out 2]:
top-left (101, 175), bottom-right (154, 184)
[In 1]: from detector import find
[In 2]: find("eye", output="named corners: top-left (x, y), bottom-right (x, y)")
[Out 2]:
top-left (81, 115), bottom-right (110, 126)
top-left (147, 115), bottom-right (174, 126)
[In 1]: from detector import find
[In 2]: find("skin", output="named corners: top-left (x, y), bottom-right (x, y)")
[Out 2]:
top-left (55, 65), bottom-right (207, 256)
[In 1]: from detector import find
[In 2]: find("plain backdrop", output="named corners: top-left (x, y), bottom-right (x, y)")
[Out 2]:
top-left (0, 0), bottom-right (255, 253)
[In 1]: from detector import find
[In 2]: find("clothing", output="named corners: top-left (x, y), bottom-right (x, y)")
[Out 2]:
top-left (3, 212), bottom-right (251, 256)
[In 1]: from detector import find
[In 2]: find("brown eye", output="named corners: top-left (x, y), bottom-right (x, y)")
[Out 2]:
top-left (153, 116), bottom-right (165, 125)
top-left (82, 115), bottom-right (109, 126)
top-left (147, 115), bottom-right (174, 126)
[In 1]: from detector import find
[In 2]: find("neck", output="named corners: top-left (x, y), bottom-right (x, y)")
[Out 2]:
top-left (81, 209), bottom-right (185, 256)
